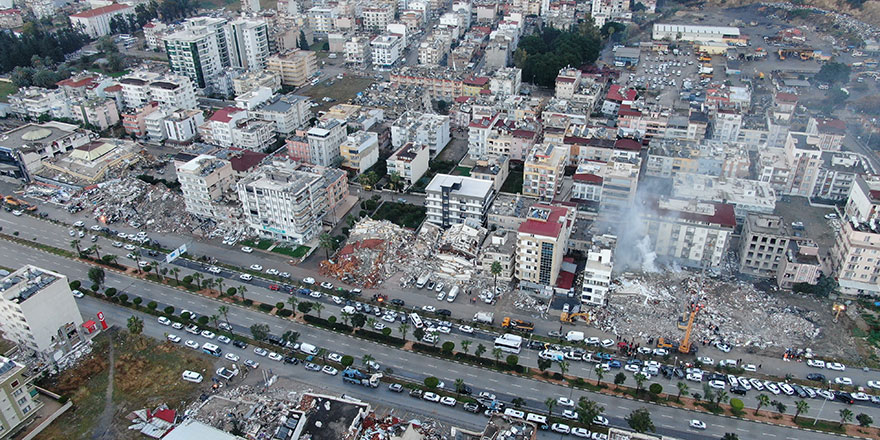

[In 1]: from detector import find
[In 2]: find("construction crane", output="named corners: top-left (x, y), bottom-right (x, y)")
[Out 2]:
top-left (678, 303), bottom-right (702, 354)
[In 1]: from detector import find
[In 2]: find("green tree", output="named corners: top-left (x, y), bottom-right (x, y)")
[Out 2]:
top-left (721, 434), bottom-right (740, 440)
top-left (794, 400), bottom-right (810, 422)
top-left (512, 397), bottom-right (525, 408)
top-left (475, 344), bottom-right (486, 358)
top-left (506, 354), bottom-right (519, 368)
top-left (558, 360), bottom-right (570, 377)
top-left (626, 408), bottom-right (655, 433)
top-left (595, 365), bottom-right (605, 386)
top-left (424, 376), bottom-right (439, 389)
top-left (545, 397), bottom-right (556, 417)
top-left (576, 397), bottom-right (604, 428)
top-left (677, 382), bottom-right (689, 401)
top-left (70, 239), bottom-right (81, 255)
top-left (614, 372), bottom-right (627, 389)
top-left (648, 383), bottom-right (663, 396)
top-left (169, 267), bottom-right (180, 284)
top-left (282, 330), bottom-right (299, 345)
top-left (413, 327), bottom-right (425, 342)
top-left (351, 313), bottom-right (367, 329)
top-left (318, 233), bottom-right (336, 260)
top-left (340, 311), bottom-right (352, 327)
top-left (287, 296), bottom-right (299, 313)
top-left (856, 413), bottom-right (873, 427)
top-left (298, 30), bottom-right (309, 50)
top-left (839, 408), bottom-right (854, 428)
top-left (633, 373), bottom-right (647, 393)
top-left (398, 322), bottom-right (409, 339)
top-left (340, 355), bottom-right (354, 367)
top-left (730, 398), bottom-right (745, 413)
top-left (88, 267), bottom-right (105, 289)
top-left (490, 261), bottom-right (503, 291)
top-left (298, 301), bottom-right (313, 314)
top-left (755, 394), bottom-right (770, 415)
top-left (461, 339), bottom-right (472, 354)
top-left (538, 357), bottom-right (552, 372)
top-left (250, 323), bottom-right (269, 341)
top-left (772, 400), bottom-right (786, 415)
top-left (442, 341), bottom-right (455, 354)
top-left (714, 390), bottom-right (729, 410)
top-left (312, 302), bottom-right (324, 318)
top-left (815, 62), bottom-right (852, 85)
top-left (126, 315), bottom-right (143, 335)
top-left (491, 347), bottom-right (503, 365)
top-left (237, 285), bottom-right (248, 302)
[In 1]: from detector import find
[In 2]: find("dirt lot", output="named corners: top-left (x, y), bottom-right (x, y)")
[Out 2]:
top-left (303, 76), bottom-right (375, 113)
top-left (36, 329), bottom-right (212, 440)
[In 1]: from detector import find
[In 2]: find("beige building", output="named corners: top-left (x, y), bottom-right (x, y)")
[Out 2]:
top-left (387, 142), bottom-right (430, 188)
top-left (832, 176), bottom-right (880, 295)
top-left (641, 198), bottom-right (736, 269)
top-left (0, 266), bottom-right (84, 362)
top-left (515, 204), bottom-right (575, 287)
top-left (233, 70), bottom-right (282, 96)
top-left (267, 50), bottom-right (318, 87)
top-left (523, 143), bottom-right (569, 202)
top-left (0, 356), bottom-right (41, 439)
top-left (339, 131), bottom-right (379, 174)
top-left (479, 230), bottom-right (517, 281)
top-left (739, 213), bottom-right (790, 278)
top-left (784, 132), bottom-right (823, 197)
top-left (176, 155), bottom-right (234, 220)
top-left (777, 240), bottom-right (822, 289)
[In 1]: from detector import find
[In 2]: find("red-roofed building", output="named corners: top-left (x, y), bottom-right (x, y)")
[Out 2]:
top-left (228, 148), bottom-right (268, 174)
top-left (70, 3), bottom-right (133, 38)
top-left (0, 9), bottom-right (23, 29)
top-left (56, 75), bottom-right (103, 99)
top-left (601, 84), bottom-right (637, 115)
top-left (463, 76), bottom-right (490, 96)
top-left (516, 204), bottom-right (575, 287)
top-left (642, 198), bottom-right (736, 268)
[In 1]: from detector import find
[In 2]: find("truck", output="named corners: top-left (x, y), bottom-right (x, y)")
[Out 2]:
top-left (473, 311), bottom-right (494, 325)
top-left (342, 368), bottom-right (383, 387)
top-left (565, 331), bottom-right (585, 342)
top-left (416, 272), bottom-right (431, 289)
top-left (501, 317), bottom-right (534, 333)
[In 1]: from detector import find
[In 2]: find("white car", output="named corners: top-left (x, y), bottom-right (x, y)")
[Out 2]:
top-left (309, 291), bottom-right (322, 298)
top-left (557, 397), bottom-right (575, 407)
top-left (715, 343), bottom-right (731, 352)
top-left (551, 423), bottom-right (571, 434)
top-left (586, 337), bottom-right (601, 346)
top-left (224, 353), bottom-right (240, 362)
top-left (124, 244), bottom-right (136, 251)
top-left (765, 382), bottom-right (781, 395)
top-left (321, 366), bottom-right (338, 375)
top-left (73, 220), bottom-right (85, 227)
top-left (749, 378), bottom-right (765, 391)
top-left (807, 359), bottom-right (826, 368)
top-left (653, 348), bottom-right (669, 356)
top-left (437, 326), bottom-right (451, 334)
top-left (778, 383), bottom-right (795, 395)
top-left (200, 330), bottom-right (216, 339)
top-left (689, 420), bottom-right (706, 430)
top-left (373, 322), bottom-right (386, 331)
top-left (624, 364), bottom-right (640, 373)
top-left (867, 380), bottom-right (880, 390)
top-left (834, 377), bottom-right (853, 386)
top-left (852, 392), bottom-right (870, 401)
top-left (217, 335), bottom-right (231, 344)
top-left (382, 314), bottom-right (396, 323)
top-left (167, 334), bottom-right (181, 343)
top-left (254, 347), bottom-right (268, 356)
top-left (185, 340), bottom-right (200, 350)
top-left (241, 246), bottom-right (253, 253)
top-left (239, 274), bottom-right (253, 281)
top-left (158, 316), bottom-right (171, 325)
top-left (436, 291), bottom-right (446, 301)
top-left (421, 305), bottom-right (436, 313)
top-left (439, 396), bottom-right (456, 406)
top-left (171, 322), bottom-right (184, 330)
top-left (592, 416), bottom-right (609, 426)
top-left (697, 356), bottom-right (714, 365)
top-left (208, 266), bottom-right (222, 274)
top-left (686, 373), bottom-right (703, 382)
top-left (637, 347), bottom-right (652, 355)
top-left (266, 268), bottom-right (279, 276)
top-left (600, 339), bottom-right (614, 348)
top-left (562, 409), bottom-right (577, 420)
top-left (331, 296), bottom-right (343, 304)
top-left (268, 352), bottom-right (283, 361)
top-left (249, 264), bottom-right (263, 271)
top-left (328, 353), bottom-right (343, 363)
top-left (320, 281), bottom-right (334, 289)
top-left (112, 241), bottom-right (123, 247)
top-left (303, 277), bottom-right (316, 284)
top-left (458, 325), bottom-right (474, 334)
top-left (71, 289), bottom-right (84, 298)
top-left (827, 362), bottom-right (846, 371)
top-left (423, 392), bottom-right (441, 402)
top-left (743, 364), bottom-right (757, 372)
top-left (707, 379), bottom-right (725, 390)
top-left (571, 427), bottom-right (591, 438)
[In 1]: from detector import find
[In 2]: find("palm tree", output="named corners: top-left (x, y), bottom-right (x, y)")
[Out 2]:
top-left (491, 347), bottom-right (503, 365)
top-left (362, 354), bottom-right (375, 371)
top-left (215, 277), bottom-right (224, 295)
top-left (103, 254), bottom-right (117, 265)
top-left (210, 314), bottom-right (220, 328)
top-left (389, 171), bottom-right (401, 190)
top-left (714, 389), bottom-right (729, 410)
top-left (127, 315), bottom-right (144, 335)
top-left (595, 365), bottom-right (605, 386)
top-left (461, 339), bottom-right (472, 354)
top-left (170, 267), bottom-right (180, 284)
top-left (318, 233), bottom-right (335, 260)
top-left (454, 378), bottom-right (465, 396)
top-left (794, 400), bottom-right (810, 422)
top-left (70, 239), bottom-right (81, 255)
top-left (192, 272), bottom-right (203, 288)
top-left (312, 302), bottom-right (324, 318)
top-left (237, 285), bottom-right (248, 302)
top-left (91, 244), bottom-right (102, 260)
top-left (545, 397), bottom-right (557, 417)
top-left (676, 382), bottom-right (689, 401)
top-left (341, 311), bottom-right (352, 327)
top-left (287, 296), bottom-right (299, 314)
top-left (475, 344), bottom-right (486, 358)
top-left (558, 360), bottom-right (570, 377)
top-left (131, 250), bottom-right (141, 272)
top-left (398, 322), bottom-right (410, 339)
top-left (755, 394), bottom-right (770, 415)
top-left (633, 373), bottom-right (647, 393)
top-left (366, 317), bottom-right (377, 330)
top-left (218, 305), bottom-right (231, 330)
top-left (839, 408), bottom-right (853, 428)
top-left (490, 261), bottom-right (502, 291)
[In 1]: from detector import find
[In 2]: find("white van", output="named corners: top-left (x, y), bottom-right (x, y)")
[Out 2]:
top-left (409, 313), bottom-right (424, 329)
top-left (503, 408), bottom-right (525, 420)
top-left (299, 342), bottom-right (319, 356)
top-left (446, 286), bottom-right (459, 302)
top-left (182, 370), bottom-right (203, 383)
top-left (565, 331), bottom-right (585, 342)
top-left (341, 305), bottom-right (356, 315)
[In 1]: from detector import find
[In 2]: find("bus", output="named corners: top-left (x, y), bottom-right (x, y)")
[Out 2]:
top-left (409, 313), bottom-right (424, 329)
top-left (494, 333), bottom-right (522, 354)
top-left (526, 413), bottom-right (548, 429)
top-left (202, 343), bottom-right (222, 357)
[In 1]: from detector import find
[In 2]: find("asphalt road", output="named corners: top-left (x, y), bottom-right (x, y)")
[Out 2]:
top-left (0, 240), bottom-right (872, 439)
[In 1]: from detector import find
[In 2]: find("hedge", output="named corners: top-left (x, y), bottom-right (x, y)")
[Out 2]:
top-left (277, 309), bottom-right (293, 317)
top-left (259, 303), bottom-right (274, 312)
top-left (354, 329), bottom-right (405, 347)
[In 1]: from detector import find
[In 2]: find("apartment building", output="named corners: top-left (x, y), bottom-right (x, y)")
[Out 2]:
top-left (0, 266), bottom-right (84, 361)
top-left (267, 50), bottom-right (318, 87)
top-left (739, 213), bottom-right (790, 278)
top-left (555, 67), bottom-right (581, 99)
top-left (203, 107), bottom-right (275, 151)
top-left (0, 356), bottom-right (41, 439)
top-left (176, 154), bottom-right (234, 220)
top-left (777, 240), bottom-right (822, 289)
top-left (118, 72), bottom-right (198, 111)
top-left (249, 94), bottom-right (311, 134)
top-left (122, 102), bottom-right (159, 137)
top-left (523, 144), bottom-right (569, 202)
top-left (489, 67), bottom-right (522, 96)
top-left (307, 119), bottom-right (347, 167)
top-left (70, 98), bottom-right (120, 131)
top-left (228, 18), bottom-right (270, 70)
top-left (237, 160), bottom-right (329, 244)
top-left (339, 130), bottom-right (379, 174)
top-left (784, 132), bottom-right (823, 197)
top-left (425, 174), bottom-right (495, 227)
top-left (202, 107), bottom-right (248, 146)
top-left (806, 117), bottom-right (846, 151)
top-left (307, 6), bottom-right (338, 35)
top-left (480, 231), bottom-right (517, 281)
top-left (344, 37), bottom-right (371, 68)
top-left (363, 6), bottom-right (394, 29)
top-left (833, 176), bottom-right (880, 295)
top-left (163, 17), bottom-right (230, 91)
top-left (581, 244), bottom-right (614, 306)
top-left (390, 111), bottom-right (451, 157)
top-left (371, 34), bottom-right (402, 69)
top-left (7, 87), bottom-right (68, 120)
top-left (387, 142), bottom-right (430, 187)
top-left (70, 3), bottom-right (133, 38)
top-left (515, 204), bottom-right (575, 287)
top-left (232, 69), bottom-right (281, 95)
top-left (143, 20), bottom-right (167, 50)
top-left (418, 37), bottom-right (448, 66)
top-left (163, 109), bottom-right (205, 145)
top-left (641, 198), bottom-right (736, 269)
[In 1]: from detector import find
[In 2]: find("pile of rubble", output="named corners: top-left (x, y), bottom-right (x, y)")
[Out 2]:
top-left (512, 289), bottom-right (550, 316)
top-left (65, 177), bottom-right (209, 235)
top-left (597, 272), bottom-right (824, 352)
top-left (126, 405), bottom-right (177, 438)
top-left (322, 219), bottom-right (416, 287)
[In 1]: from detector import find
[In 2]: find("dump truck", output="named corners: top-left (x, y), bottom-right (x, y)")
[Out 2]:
top-left (501, 317), bottom-right (534, 332)
top-left (342, 368), bottom-right (383, 387)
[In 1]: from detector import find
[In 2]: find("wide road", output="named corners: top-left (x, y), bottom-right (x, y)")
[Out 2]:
top-left (0, 242), bottom-right (870, 439)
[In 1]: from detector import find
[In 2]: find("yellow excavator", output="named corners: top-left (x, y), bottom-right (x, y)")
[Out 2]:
top-left (678, 303), bottom-right (702, 354)
top-left (560, 311), bottom-right (590, 324)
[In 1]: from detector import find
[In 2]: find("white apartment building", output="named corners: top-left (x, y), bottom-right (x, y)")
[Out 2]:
top-left (363, 6), bottom-right (394, 29)
top-left (237, 160), bottom-right (329, 244)
top-left (388, 142), bottom-right (430, 188)
top-left (164, 109), bottom-right (205, 144)
top-left (143, 20), bottom-right (167, 50)
top-left (489, 67), bottom-right (522, 96)
top-left (425, 174), bottom-right (495, 227)
top-left (390, 111), bottom-right (451, 157)
top-left (418, 37), bottom-right (448, 65)
top-left (307, 119), bottom-right (347, 167)
top-left (230, 119), bottom-right (276, 152)
top-left (833, 176), bottom-right (880, 295)
top-left (371, 34), bottom-right (402, 69)
top-left (515, 204), bottom-right (575, 287)
top-left (203, 107), bottom-right (248, 147)
top-left (176, 154), bottom-right (234, 220)
top-left (7, 87), bottom-right (69, 119)
top-left (339, 130), bottom-right (379, 174)
top-left (712, 110), bottom-right (742, 143)
top-left (70, 3), bottom-right (134, 38)
top-left (345, 37), bottom-right (371, 68)
top-left (118, 72), bottom-right (198, 111)
top-left (523, 143), bottom-right (569, 202)
top-left (581, 245), bottom-right (614, 306)
top-left (307, 6), bottom-right (338, 35)
top-left (163, 17), bottom-right (230, 91)
top-left (0, 266), bottom-right (84, 362)
top-left (22, 0), bottom-right (55, 18)
top-left (641, 198), bottom-right (737, 269)
top-left (250, 94), bottom-right (311, 135)
top-left (0, 356), bottom-right (41, 438)
top-left (228, 18), bottom-right (270, 70)
top-left (144, 109), bottom-right (169, 141)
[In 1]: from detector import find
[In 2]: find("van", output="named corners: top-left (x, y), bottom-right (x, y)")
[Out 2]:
top-left (299, 343), bottom-right (319, 356)
top-left (525, 413), bottom-right (548, 429)
top-left (565, 331), bottom-right (585, 342)
top-left (503, 408), bottom-right (525, 420)
top-left (182, 370), bottom-right (203, 383)
top-left (409, 313), bottom-right (424, 329)
top-left (446, 286), bottom-right (459, 302)
top-left (341, 305), bottom-right (356, 315)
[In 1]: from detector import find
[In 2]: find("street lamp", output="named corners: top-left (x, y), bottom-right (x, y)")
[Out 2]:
top-left (813, 380), bottom-right (831, 426)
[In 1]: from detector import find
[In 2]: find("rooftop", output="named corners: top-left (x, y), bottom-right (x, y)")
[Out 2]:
top-left (0, 122), bottom-right (80, 153)
top-left (70, 3), bottom-right (130, 18)
top-left (0, 266), bottom-right (60, 304)
top-left (298, 394), bottom-right (369, 440)
top-left (518, 204), bottom-right (570, 237)
top-left (426, 174), bottom-right (494, 199)
top-left (649, 198), bottom-right (737, 228)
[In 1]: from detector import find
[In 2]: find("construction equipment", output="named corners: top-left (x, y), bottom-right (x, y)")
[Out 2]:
top-left (678, 303), bottom-right (702, 354)
top-left (832, 303), bottom-right (846, 323)
top-left (656, 337), bottom-right (675, 349)
top-left (560, 311), bottom-right (591, 323)
top-left (342, 368), bottom-right (383, 387)
top-left (501, 317), bottom-right (534, 333)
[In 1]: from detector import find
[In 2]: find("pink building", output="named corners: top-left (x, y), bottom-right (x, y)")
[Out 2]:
top-left (285, 129), bottom-right (311, 163)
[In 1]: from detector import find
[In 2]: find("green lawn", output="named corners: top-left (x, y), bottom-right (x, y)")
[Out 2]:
top-left (0, 81), bottom-right (18, 103)
top-left (454, 166), bottom-right (472, 176)
top-left (372, 202), bottom-right (427, 229)
top-left (500, 168), bottom-right (524, 193)
top-left (240, 238), bottom-right (273, 250)
top-left (273, 245), bottom-right (310, 258)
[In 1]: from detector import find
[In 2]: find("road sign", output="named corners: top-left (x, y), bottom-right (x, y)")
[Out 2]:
top-left (165, 243), bottom-right (188, 263)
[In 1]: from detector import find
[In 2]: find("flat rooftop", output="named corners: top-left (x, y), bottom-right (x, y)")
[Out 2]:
top-left (0, 122), bottom-right (79, 152)
top-left (0, 266), bottom-right (60, 304)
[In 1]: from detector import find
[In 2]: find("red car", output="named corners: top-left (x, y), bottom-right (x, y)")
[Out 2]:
top-left (269, 284), bottom-right (280, 291)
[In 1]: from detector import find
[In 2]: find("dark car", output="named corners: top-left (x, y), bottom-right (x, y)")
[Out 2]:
top-left (457, 384), bottom-right (472, 395)
top-left (835, 391), bottom-right (855, 404)
top-left (730, 386), bottom-right (747, 395)
top-left (463, 402), bottom-right (481, 413)
top-left (436, 309), bottom-right (452, 317)
top-left (283, 356), bottom-right (299, 365)
top-left (673, 368), bottom-right (685, 379)
top-left (390, 298), bottom-right (405, 307)
top-left (807, 373), bottom-right (826, 382)
top-left (267, 335), bottom-right (283, 346)
top-left (528, 340), bottom-right (546, 350)
top-left (409, 388), bottom-right (423, 398)
top-left (232, 340), bottom-right (248, 349)
top-left (791, 384), bottom-right (808, 398)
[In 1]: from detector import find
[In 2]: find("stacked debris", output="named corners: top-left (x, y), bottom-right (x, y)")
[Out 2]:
top-left (322, 219), bottom-right (415, 287)
top-left (126, 405), bottom-right (176, 438)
